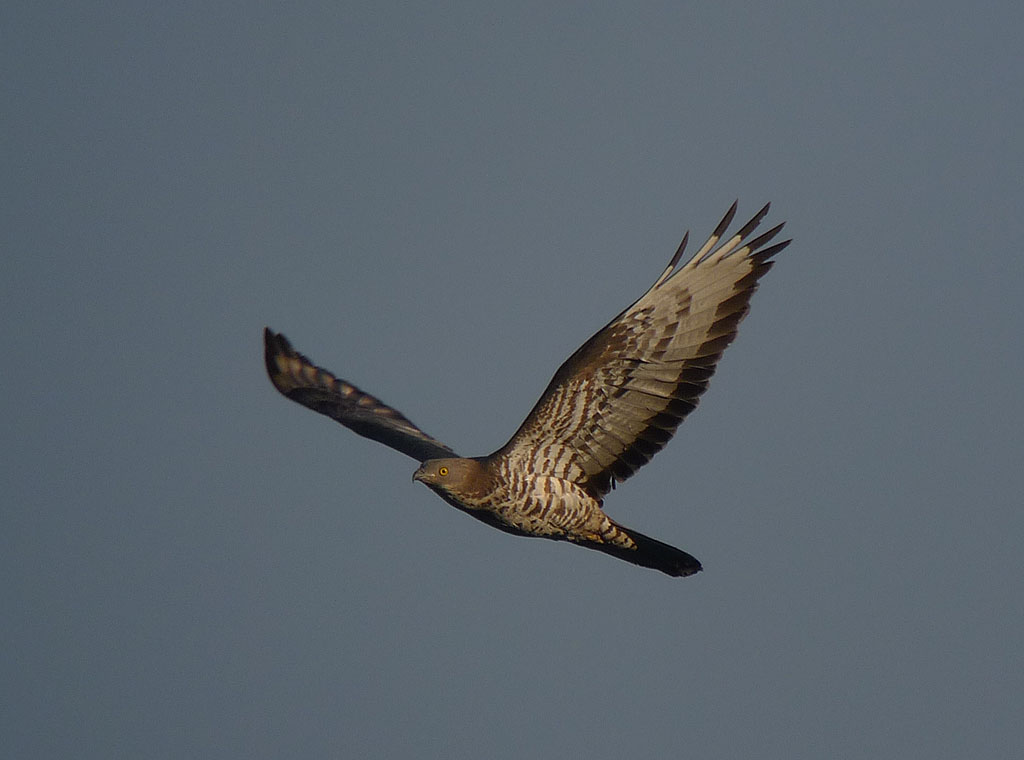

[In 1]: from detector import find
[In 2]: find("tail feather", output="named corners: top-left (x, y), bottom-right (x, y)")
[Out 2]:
top-left (581, 526), bottom-right (703, 578)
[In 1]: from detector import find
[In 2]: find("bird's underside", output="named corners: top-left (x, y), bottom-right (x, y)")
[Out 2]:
top-left (264, 201), bottom-right (789, 577)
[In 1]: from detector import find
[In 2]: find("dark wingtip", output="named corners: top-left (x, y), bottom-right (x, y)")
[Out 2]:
top-left (750, 238), bottom-right (792, 264)
top-left (668, 230), bottom-right (690, 270)
top-left (712, 201), bottom-right (739, 241)
top-left (734, 202), bottom-right (772, 241)
top-left (263, 327), bottom-right (298, 389)
top-left (264, 325), bottom-right (277, 351)
top-left (264, 326), bottom-right (295, 352)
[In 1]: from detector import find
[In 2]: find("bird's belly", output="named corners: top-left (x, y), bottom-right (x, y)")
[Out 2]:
top-left (488, 476), bottom-right (606, 540)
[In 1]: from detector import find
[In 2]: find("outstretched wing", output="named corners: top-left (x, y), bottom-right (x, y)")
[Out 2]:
top-left (497, 202), bottom-right (789, 498)
top-left (264, 328), bottom-right (458, 462)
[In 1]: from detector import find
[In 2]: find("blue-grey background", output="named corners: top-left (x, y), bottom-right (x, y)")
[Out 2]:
top-left (3, 2), bottom-right (1022, 758)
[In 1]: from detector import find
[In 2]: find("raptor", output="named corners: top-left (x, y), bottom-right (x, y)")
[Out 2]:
top-left (264, 202), bottom-right (789, 576)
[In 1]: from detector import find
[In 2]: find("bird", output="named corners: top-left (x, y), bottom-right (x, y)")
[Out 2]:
top-left (264, 201), bottom-right (789, 577)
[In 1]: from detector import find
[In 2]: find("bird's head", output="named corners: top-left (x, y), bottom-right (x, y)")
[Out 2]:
top-left (412, 458), bottom-right (483, 494)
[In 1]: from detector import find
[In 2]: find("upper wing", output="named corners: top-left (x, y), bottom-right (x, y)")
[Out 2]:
top-left (496, 202), bottom-right (789, 498)
top-left (264, 328), bottom-right (458, 462)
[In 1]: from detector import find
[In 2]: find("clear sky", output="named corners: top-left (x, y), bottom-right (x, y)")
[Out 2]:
top-left (3, 2), bottom-right (1022, 758)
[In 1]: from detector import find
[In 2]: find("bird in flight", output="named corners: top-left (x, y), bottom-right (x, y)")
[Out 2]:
top-left (264, 202), bottom-right (789, 577)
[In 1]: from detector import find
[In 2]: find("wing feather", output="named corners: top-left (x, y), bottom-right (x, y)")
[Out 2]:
top-left (495, 203), bottom-right (789, 498)
top-left (264, 328), bottom-right (457, 462)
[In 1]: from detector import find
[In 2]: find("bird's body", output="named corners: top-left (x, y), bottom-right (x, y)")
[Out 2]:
top-left (411, 454), bottom-right (702, 577)
top-left (416, 457), bottom-right (625, 544)
top-left (265, 202), bottom-right (789, 576)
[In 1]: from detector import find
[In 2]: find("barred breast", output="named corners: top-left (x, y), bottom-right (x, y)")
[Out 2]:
top-left (484, 459), bottom-right (634, 548)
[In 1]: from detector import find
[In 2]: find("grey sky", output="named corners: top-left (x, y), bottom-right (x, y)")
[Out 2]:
top-left (3, 2), bottom-right (1022, 758)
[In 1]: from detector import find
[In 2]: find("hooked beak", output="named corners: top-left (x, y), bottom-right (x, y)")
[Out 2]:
top-left (412, 467), bottom-right (426, 484)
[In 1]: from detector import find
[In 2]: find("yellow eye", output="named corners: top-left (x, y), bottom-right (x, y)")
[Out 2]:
top-left (438, 466), bottom-right (449, 476)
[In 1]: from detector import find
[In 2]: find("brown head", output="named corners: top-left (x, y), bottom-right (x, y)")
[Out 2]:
top-left (412, 457), bottom-right (489, 499)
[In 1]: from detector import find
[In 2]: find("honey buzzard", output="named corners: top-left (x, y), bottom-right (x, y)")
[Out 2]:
top-left (264, 202), bottom-right (789, 576)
